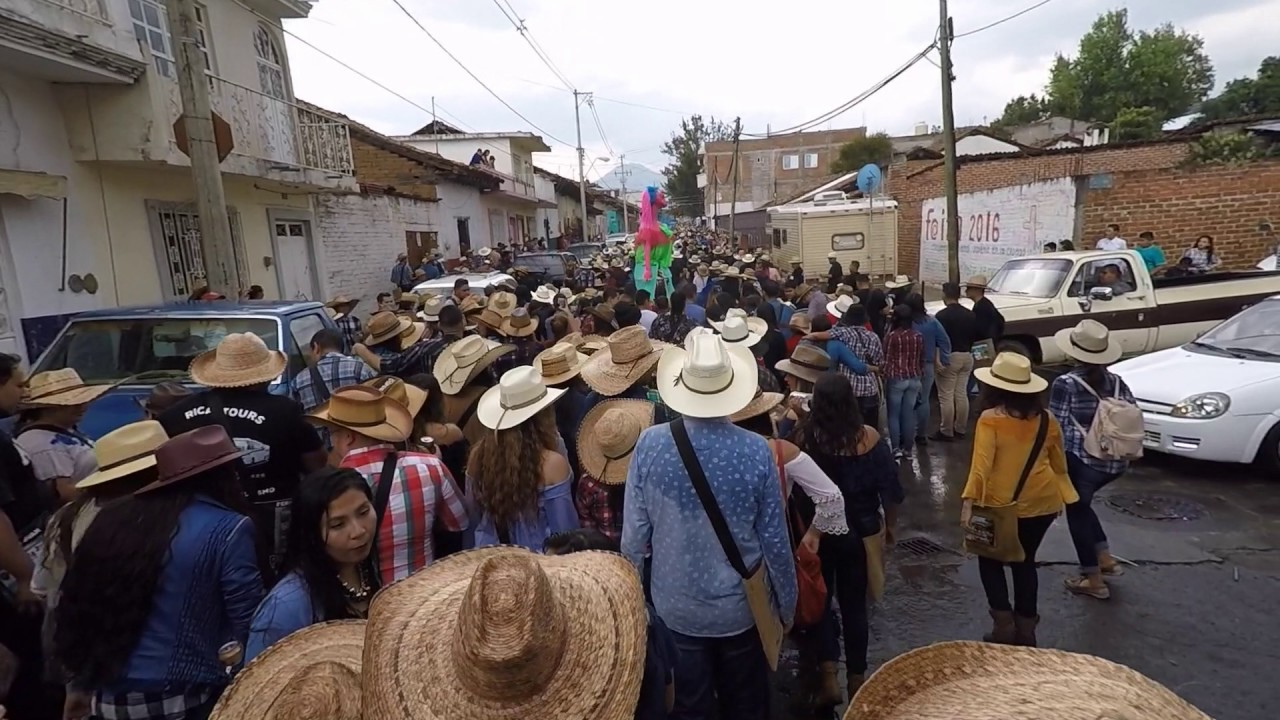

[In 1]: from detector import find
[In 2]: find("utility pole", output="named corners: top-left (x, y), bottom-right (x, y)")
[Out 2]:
top-left (727, 117), bottom-right (742, 244)
top-left (167, 0), bottom-right (236, 295)
top-left (938, 0), bottom-right (961, 285)
top-left (573, 89), bottom-right (590, 241)
top-left (618, 154), bottom-right (632, 234)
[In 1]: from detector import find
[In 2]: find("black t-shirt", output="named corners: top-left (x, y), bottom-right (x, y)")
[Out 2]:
top-left (159, 389), bottom-right (321, 555)
top-left (972, 296), bottom-right (1005, 342)
top-left (936, 303), bottom-right (978, 352)
top-left (0, 428), bottom-right (49, 601)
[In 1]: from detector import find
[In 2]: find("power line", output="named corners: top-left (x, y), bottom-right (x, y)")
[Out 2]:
top-left (592, 95), bottom-right (698, 116)
top-left (587, 98), bottom-right (616, 157)
top-left (490, 0), bottom-right (575, 91)
top-left (387, 0), bottom-right (573, 146)
top-left (955, 0), bottom-right (1056, 38)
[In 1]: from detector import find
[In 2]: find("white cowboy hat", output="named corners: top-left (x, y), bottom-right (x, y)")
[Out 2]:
top-left (656, 332), bottom-right (758, 418)
top-left (532, 286), bottom-right (557, 304)
top-left (418, 296), bottom-right (448, 323)
top-left (476, 246), bottom-right (493, 257)
top-left (827, 251), bottom-right (838, 260)
top-left (189, 333), bottom-right (287, 388)
top-left (973, 352), bottom-right (1048, 394)
top-left (884, 275), bottom-right (912, 289)
top-left (713, 315), bottom-right (764, 349)
top-left (722, 266), bottom-right (741, 279)
top-left (433, 335), bottom-right (515, 396)
top-left (477, 366), bottom-right (566, 431)
top-left (826, 294), bottom-right (860, 318)
top-left (77, 420), bottom-right (168, 489)
top-left (1055, 318), bottom-right (1122, 365)
top-left (963, 275), bottom-right (990, 290)
top-left (742, 253), bottom-right (755, 264)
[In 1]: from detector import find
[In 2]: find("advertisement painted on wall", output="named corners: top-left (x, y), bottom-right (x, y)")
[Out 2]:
top-left (918, 178), bottom-right (1076, 284)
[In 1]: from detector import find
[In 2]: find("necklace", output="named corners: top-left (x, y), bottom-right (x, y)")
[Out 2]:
top-left (338, 565), bottom-right (371, 602)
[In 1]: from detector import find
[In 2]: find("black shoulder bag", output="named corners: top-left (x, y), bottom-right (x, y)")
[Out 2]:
top-left (962, 411), bottom-right (1048, 563)
top-left (370, 451), bottom-right (398, 576)
top-left (670, 418), bottom-right (784, 670)
top-left (308, 356), bottom-right (333, 405)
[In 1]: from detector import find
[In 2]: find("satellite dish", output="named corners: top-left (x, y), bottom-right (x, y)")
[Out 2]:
top-left (856, 164), bottom-right (882, 195)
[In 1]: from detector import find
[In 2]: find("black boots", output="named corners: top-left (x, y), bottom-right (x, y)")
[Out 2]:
top-left (983, 609), bottom-right (1016, 644)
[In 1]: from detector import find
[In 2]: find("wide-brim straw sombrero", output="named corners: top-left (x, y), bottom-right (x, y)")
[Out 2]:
top-left (580, 327), bottom-right (667, 397)
top-left (846, 641), bottom-right (1212, 720)
top-left (729, 390), bottom-right (785, 424)
top-left (534, 343), bottom-right (590, 386)
top-left (20, 369), bottom-right (113, 408)
top-left (190, 333), bottom-right (287, 388)
top-left (433, 337), bottom-right (515, 396)
top-left (210, 621), bottom-right (365, 720)
top-left (578, 399), bottom-right (654, 485)
top-left (361, 547), bottom-right (648, 720)
top-left (579, 335), bottom-right (608, 356)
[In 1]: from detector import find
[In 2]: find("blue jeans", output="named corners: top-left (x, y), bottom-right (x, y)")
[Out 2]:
top-left (1065, 453), bottom-right (1122, 574)
top-left (670, 628), bottom-right (771, 720)
top-left (915, 364), bottom-right (936, 438)
top-left (886, 377), bottom-right (922, 451)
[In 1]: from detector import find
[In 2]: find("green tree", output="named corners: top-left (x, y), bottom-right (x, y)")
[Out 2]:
top-left (1199, 56), bottom-right (1280, 120)
top-left (1000, 9), bottom-right (1214, 124)
top-left (829, 132), bottom-right (894, 174)
top-left (996, 94), bottom-right (1050, 126)
top-left (660, 115), bottom-right (734, 217)
top-left (1110, 106), bottom-right (1162, 141)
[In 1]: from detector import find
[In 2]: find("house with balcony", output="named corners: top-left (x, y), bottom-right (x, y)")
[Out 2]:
top-left (394, 122), bottom-right (555, 250)
top-left (0, 0), bottom-right (355, 359)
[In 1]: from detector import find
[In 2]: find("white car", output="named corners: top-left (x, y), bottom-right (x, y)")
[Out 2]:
top-left (412, 271), bottom-right (514, 297)
top-left (1111, 295), bottom-right (1280, 473)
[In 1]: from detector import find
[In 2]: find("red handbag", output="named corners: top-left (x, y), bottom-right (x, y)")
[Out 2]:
top-left (774, 442), bottom-right (827, 628)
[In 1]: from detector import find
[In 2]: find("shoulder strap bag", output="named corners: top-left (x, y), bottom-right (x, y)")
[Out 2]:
top-left (308, 355), bottom-right (336, 405)
top-left (671, 418), bottom-right (784, 670)
top-left (774, 441), bottom-right (826, 629)
top-left (962, 412), bottom-right (1048, 563)
top-left (370, 451), bottom-right (398, 577)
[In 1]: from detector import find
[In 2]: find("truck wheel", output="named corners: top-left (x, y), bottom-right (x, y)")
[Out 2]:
top-left (1256, 422), bottom-right (1280, 477)
top-left (998, 339), bottom-right (1031, 361)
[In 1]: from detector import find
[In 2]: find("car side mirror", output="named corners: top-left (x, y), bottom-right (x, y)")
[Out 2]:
top-left (1089, 286), bottom-right (1114, 302)
top-left (1077, 297), bottom-right (1092, 313)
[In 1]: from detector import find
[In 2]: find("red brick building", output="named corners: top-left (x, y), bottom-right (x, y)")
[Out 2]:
top-left (703, 126), bottom-right (867, 213)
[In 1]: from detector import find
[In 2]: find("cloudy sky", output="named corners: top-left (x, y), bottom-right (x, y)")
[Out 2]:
top-left (285, 0), bottom-right (1279, 180)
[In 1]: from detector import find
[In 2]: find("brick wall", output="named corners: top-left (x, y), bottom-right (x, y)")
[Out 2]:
top-left (351, 139), bottom-right (440, 201)
top-left (312, 192), bottom-right (438, 317)
top-left (893, 141), bottom-right (1195, 274)
top-left (705, 127), bottom-right (867, 208)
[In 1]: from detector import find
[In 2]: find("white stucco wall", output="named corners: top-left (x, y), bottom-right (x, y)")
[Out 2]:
top-left (311, 192), bottom-right (437, 316)
top-left (0, 0), bottom-right (144, 64)
top-left (434, 180), bottom-right (487, 258)
top-left (408, 137), bottom-right (515, 177)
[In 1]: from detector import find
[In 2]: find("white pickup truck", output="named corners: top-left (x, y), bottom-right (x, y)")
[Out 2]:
top-left (928, 250), bottom-right (1280, 364)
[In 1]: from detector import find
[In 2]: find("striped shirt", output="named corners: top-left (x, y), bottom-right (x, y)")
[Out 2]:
top-left (340, 444), bottom-right (468, 585)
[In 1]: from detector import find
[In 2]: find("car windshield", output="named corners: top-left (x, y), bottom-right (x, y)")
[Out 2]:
top-left (986, 258), bottom-right (1073, 298)
top-left (1193, 298), bottom-right (1280, 357)
top-left (36, 317), bottom-right (280, 384)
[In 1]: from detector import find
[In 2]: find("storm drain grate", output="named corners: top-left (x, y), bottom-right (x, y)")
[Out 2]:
top-left (898, 537), bottom-right (952, 557)
top-left (1103, 493), bottom-right (1206, 522)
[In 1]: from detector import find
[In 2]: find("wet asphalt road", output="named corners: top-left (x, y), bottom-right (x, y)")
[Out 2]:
top-left (775, 404), bottom-right (1280, 720)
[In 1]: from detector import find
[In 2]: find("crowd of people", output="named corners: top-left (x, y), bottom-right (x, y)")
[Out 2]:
top-left (0, 230), bottom-right (1209, 720)
top-left (1042, 223), bottom-right (1225, 277)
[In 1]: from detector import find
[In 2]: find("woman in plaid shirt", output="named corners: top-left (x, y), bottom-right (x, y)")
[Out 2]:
top-left (882, 305), bottom-right (924, 459)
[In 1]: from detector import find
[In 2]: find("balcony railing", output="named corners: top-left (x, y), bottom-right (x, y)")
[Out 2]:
top-left (36, 0), bottom-right (109, 22)
top-left (210, 77), bottom-right (354, 176)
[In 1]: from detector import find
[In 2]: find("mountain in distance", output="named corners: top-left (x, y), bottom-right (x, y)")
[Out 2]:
top-left (595, 163), bottom-right (665, 192)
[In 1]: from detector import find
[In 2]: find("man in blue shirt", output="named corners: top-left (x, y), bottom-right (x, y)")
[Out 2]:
top-left (390, 253), bottom-right (414, 292)
top-left (904, 293), bottom-right (951, 444)
top-left (623, 333), bottom-right (796, 720)
top-left (680, 282), bottom-right (707, 326)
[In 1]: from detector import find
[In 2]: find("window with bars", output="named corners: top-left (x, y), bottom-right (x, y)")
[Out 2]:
top-left (128, 0), bottom-right (213, 79)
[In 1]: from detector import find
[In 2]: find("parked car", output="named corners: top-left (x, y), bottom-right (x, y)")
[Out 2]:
top-left (567, 243), bottom-right (603, 262)
top-left (1111, 295), bottom-right (1280, 473)
top-left (412, 271), bottom-right (514, 297)
top-left (30, 301), bottom-right (337, 439)
top-left (605, 233), bottom-right (632, 247)
top-left (515, 252), bottom-right (578, 285)
top-left (926, 250), bottom-right (1280, 364)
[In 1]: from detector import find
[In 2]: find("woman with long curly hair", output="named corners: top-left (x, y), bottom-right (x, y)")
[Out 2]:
top-left (53, 427), bottom-right (263, 719)
top-left (790, 372), bottom-right (903, 703)
top-left (244, 467), bottom-right (378, 663)
top-left (467, 367), bottom-right (574, 551)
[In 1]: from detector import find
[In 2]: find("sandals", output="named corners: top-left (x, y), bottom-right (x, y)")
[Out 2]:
top-left (1101, 563), bottom-right (1125, 577)
top-left (1065, 575), bottom-right (1111, 600)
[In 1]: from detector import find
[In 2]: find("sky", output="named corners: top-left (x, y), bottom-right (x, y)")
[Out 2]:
top-left (284, 0), bottom-right (1280, 181)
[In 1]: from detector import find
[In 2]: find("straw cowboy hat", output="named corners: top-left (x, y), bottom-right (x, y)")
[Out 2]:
top-left (326, 294), bottom-right (358, 310)
top-left (775, 343), bottom-right (831, 384)
top-left (696, 264), bottom-right (710, 276)
top-left (586, 304), bottom-right (617, 330)
top-left (790, 258), bottom-right (802, 265)
top-left (473, 307), bottom-right (508, 336)
top-left (722, 266), bottom-right (742, 279)
top-left (581, 327), bottom-right (666, 397)
top-left (21, 369), bottom-right (113, 408)
top-left (729, 388), bottom-right (786, 424)
top-left (793, 283), bottom-right (816, 303)
top-left (477, 366), bottom-right (566, 431)
top-left (361, 376), bottom-right (427, 418)
top-left (532, 286), bottom-right (557, 305)
top-left (190, 333), bottom-right (287, 388)
top-left (1056, 318), bottom-right (1122, 365)
top-left (560, 332), bottom-right (585, 348)
top-left (884, 275), bottom-right (912, 289)
top-left (418, 296), bottom-right (447, 323)
top-left (578, 400), bottom-right (654, 485)
top-left (476, 246), bottom-right (493, 257)
top-left (457, 295), bottom-right (484, 315)
top-left (362, 546), bottom-right (647, 720)
top-left (657, 332), bottom-right (758, 419)
top-left (742, 253), bottom-right (755, 264)
top-left (827, 294), bottom-right (859, 318)
top-left (398, 293), bottom-right (421, 308)
top-left (434, 336), bottom-right (514, 396)
top-left (500, 308), bottom-right (539, 338)
top-left (713, 315), bottom-right (764, 349)
top-left (137, 426), bottom-right (243, 494)
top-left (788, 313), bottom-right (811, 334)
top-left (710, 260), bottom-right (725, 273)
top-left (398, 320), bottom-right (427, 348)
top-left (365, 312), bottom-right (413, 346)
top-left (847, 641), bottom-right (1212, 720)
top-left (307, 385), bottom-right (413, 443)
top-left (579, 335), bottom-right (609, 356)
top-left (534, 342), bottom-right (589, 385)
top-left (488, 291), bottom-right (519, 318)
top-left (712, 308), bottom-right (767, 337)
top-left (963, 275), bottom-right (989, 290)
top-left (743, 267), bottom-right (757, 279)
top-left (974, 352), bottom-right (1048, 395)
top-left (77, 420), bottom-right (169, 489)
top-left (209, 621), bottom-right (365, 720)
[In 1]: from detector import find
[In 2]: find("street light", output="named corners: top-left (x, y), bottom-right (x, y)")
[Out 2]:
top-left (585, 155), bottom-right (611, 179)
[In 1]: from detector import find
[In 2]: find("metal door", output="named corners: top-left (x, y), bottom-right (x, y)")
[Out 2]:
top-left (274, 219), bottom-right (317, 301)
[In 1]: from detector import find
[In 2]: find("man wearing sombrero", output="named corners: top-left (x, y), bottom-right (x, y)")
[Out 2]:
top-left (158, 333), bottom-right (326, 568)
top-left (326, 294), bottom-right (362, 351)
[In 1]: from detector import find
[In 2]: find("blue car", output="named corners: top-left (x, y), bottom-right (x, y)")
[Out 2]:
top-left (30, 300), bottom-right (339, 439)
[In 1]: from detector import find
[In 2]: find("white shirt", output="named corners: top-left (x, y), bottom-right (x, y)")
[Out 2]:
top-left (1097, 237), bottom-right (1127, 251)
top-left (639, 309), bottom-right (658, 332)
